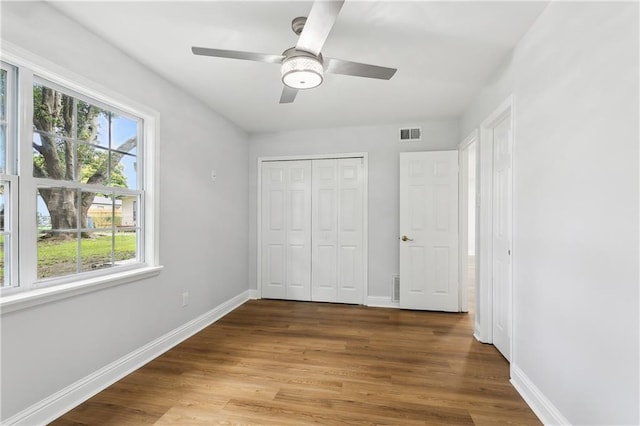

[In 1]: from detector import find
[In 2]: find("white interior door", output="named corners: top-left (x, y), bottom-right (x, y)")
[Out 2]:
top-left (312, 158), bottom-right (364, 304)
top-left (492, 117), bottom-right (513, 360)
top-left (261, 161), bottom-right (311, 301)
top-left (399, 151), bottom-right (459, 311)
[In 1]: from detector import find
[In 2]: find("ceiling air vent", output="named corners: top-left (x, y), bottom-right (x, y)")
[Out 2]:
top-left (399, 126), bottom-right (422, 141)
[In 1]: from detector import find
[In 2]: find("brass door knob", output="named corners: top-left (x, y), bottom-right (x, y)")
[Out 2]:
top-left (401, 235), bottom-right (414, 242)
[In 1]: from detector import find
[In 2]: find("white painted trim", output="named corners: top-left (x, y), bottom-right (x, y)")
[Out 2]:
top-left (257, 153), bottom-right (369, 305)
top-left (256, 159), bottom-right (263, 299)
top-left (1, 266), bottom-right (163, 314)
top-left (459, 129), bottom-right (479, 151)
top-left (2, 290), bottom-right (252, 426)
top-left (458, 130), bottom-right (478, 313)
top-left (366, 296), bottom-right (400, 308)
top-left (511, 364), bottom-right (570, 425)
top-left (361, 155), bottom-right (369, 305)
top-left (258, 153), bottom-right (367, 162)
top-left (477, 95), bottom-right (514, 345)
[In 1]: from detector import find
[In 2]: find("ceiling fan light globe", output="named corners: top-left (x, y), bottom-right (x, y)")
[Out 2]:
top-left (281, 56), bottom-right (323, 89)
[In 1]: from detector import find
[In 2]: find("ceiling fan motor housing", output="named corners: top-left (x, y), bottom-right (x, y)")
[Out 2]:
top-left (291, 16), bottom-right (307, 35)
top-left (281, 47), bottom-right (324, 89)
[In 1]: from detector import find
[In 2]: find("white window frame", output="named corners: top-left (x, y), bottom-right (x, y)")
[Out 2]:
top-left (0, 43), bottom-right (161, 313)
top-left (0, 61), bottom-right (19, 289)
top-left (31, 76), bottom-right (146, 284)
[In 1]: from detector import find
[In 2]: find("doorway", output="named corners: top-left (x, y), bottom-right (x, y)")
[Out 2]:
top-left (459, 133), bottom-right (478, 328)
top-left (477, 95), bottom-right (514, 362)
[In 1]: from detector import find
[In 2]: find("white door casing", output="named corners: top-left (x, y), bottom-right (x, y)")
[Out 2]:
top-left (458, 131), bottom-right (479, 315)
top-left (491, 116), bottom-right (513, 361)
top-left (399, 151), bottom-right (459, 311)
top-left (476, 95), bottom-right (514, 361)
top-left (261, 160), bottom-right (312, 301)
top-left (312, 158), bottom-right (364, 303)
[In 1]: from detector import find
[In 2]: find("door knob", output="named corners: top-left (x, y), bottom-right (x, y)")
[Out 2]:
top-left (401, 235), bottom-right (414, 242)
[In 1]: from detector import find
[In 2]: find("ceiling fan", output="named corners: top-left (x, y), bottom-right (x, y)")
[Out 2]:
top-left (191, 0), bottom-right (397, 104)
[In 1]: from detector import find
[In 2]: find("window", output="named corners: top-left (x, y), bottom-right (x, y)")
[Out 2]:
top-left (0, 61), bottom-right (18, 288)
top-left (0, 51), bottom-right (159, 308)
top-left (33, 80), bottom-right (143, 280)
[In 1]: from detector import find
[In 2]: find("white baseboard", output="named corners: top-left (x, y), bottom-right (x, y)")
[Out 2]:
top-left (511, 364), bottom-right (571, 426)
top-left (247, 289), bottom-right (259, 299)
top-left (366, 296), bottom-right (400, 308)
top-left (3, 290), bottom-right (252, 426)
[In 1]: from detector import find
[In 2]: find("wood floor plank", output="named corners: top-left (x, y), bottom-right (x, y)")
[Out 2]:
top-left (50, 299), bottom-right (540, 425)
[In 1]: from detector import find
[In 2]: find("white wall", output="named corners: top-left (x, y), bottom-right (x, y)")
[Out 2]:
top-left (461, 2), bottom-right (639, 424)
top-left (0, 2), bottom-right (250, 421)
top-left (249, 121), bottom-right (459, 300)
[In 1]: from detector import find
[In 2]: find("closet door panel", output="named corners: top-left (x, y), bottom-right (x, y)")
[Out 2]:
top-left (337, 159), bottom-right (364, 304)
top-left (261, 163), bottom-right (287, 299)
top-left (312, 159), bottom-right (338, 302)
top-left (284, 161), bottom-right (312, 301)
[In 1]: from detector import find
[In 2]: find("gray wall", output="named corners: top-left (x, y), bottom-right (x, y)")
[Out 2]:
top-left (1, 2), bottom-right (250, 420)
top-left (248, 121), bottom-right (460, 300)
top-left (460, 2), bottom-right (639, 424)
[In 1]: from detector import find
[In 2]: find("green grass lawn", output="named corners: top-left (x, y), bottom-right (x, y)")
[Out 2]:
top-left (0, 233), bottom-right (137, 283)
top-left (37, 233), bottom-right (137, 278)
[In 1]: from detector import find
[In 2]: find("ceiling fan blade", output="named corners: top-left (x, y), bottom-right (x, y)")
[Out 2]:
top-left (279, 86), bottom-right (298, 104)
top-left (192, 47), bottom-right (284, 64)
top-left (324, 57), bottom-right (397, 80)
top-left (296, 0), bottom-right (345, 56)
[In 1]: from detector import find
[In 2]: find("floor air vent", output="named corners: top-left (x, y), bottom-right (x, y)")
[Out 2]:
top-left (392, 275), bottom-right (400, 302)
top-left (399, 127), bottom-right (422, 141)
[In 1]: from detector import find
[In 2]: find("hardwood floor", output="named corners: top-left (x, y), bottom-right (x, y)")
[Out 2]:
top-left (51, 299), bottom-right (540, 425)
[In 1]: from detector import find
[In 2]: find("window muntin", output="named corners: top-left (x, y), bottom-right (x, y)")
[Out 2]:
top-left (32, 80), bottom-right (143, 281)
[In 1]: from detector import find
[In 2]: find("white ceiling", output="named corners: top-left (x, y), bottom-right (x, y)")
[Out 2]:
top-left (51, 1), bottom-right (548, 133)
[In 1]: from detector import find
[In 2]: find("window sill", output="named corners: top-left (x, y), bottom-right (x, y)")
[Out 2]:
top-left (0, 265), bottom-right (163, 314)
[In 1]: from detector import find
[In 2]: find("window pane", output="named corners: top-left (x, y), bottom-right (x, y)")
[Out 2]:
top-left (33, 133), bottom-right (77, 180)
top-left (1, 67), bottom-right (7, 174)
top-left (85, 192), bottom-right (112, 229)
top-left (0, 125), bottom-right (6, 174)
top-left (78, 144), bottom-right (109, 185)
top-left (0, 68), bottom-right (6, 120)
top-left (33, 84), bottom-right (74, 138)
top-left (120, 195), bottom-right (137, 227)
top-left (80, 231), bottom-right (113, 272)
top-left (112, 152), bottom-right (137, 189)
top-left (38, 230), bottom-right (79, 279)
top-left (115, 228), bottom-right (137, 264)
top-left (77, 100), bottom-right (109, 146)
top-left (0, 182), bottom-right (4, 232)
top-left (37, 193), bottom-right (52, 231)
top-left (1, 182), bottom-right (5, 285)
top-left (111, 115), bottom-right (138, 149)
top-left (0, 233), bottom-right (5, 286)
top-left (38, 187), bottom-right (79, 231)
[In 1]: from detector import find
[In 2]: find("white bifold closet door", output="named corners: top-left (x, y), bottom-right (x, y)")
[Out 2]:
top-left (312, 159), bottom-right (364, 304)
top-left (260, 158), bottom-right (364, 304)
top-left (261, 160), bottom-right (312, 301)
